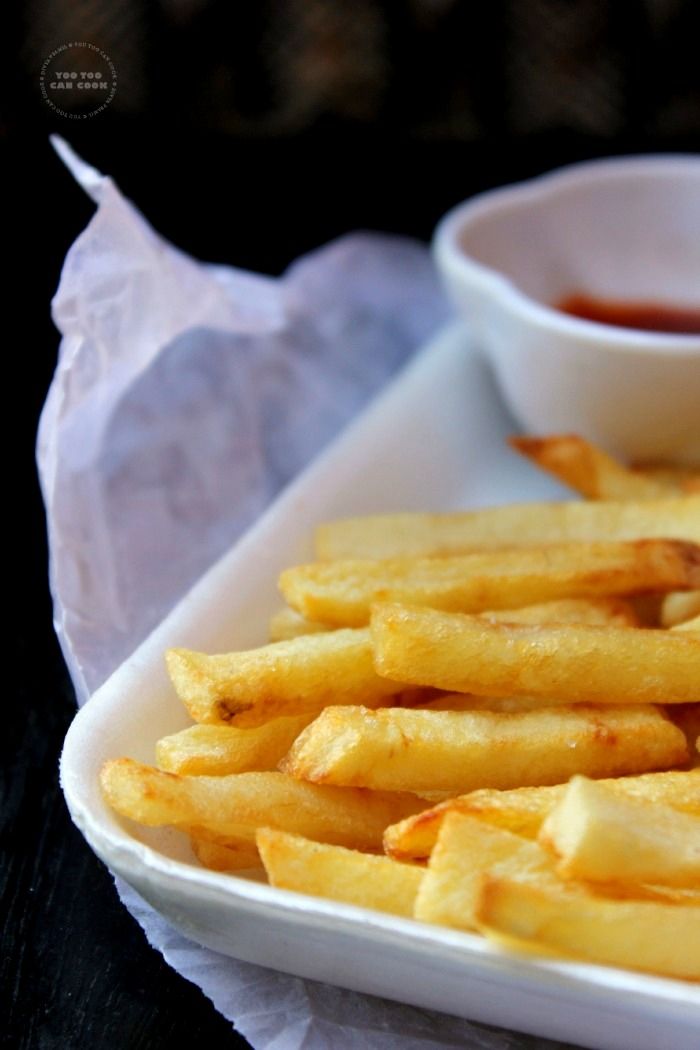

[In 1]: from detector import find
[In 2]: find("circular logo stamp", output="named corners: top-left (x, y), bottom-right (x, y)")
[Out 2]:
top-left (40, 42), bottom-right (117, 119)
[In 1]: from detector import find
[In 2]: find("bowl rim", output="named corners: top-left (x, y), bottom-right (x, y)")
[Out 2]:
top-left (433, 154), bottom-right (700, 355)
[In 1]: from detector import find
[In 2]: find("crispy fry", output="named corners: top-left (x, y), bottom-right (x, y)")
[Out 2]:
top-left (671, 613), bottom-right (700, 632)
top-left (420, 693), bottom-right (607, 713)
top-left (414, 814), bottom-right (546, 928)
top-left (383, 770), bottom-right (700, 861)
top-left (315, 497), bottom-right (700, 560)
top-left (156, 716), bottom-right (313, 775)
top-left (190, 834), bottom-right (261, 871)
top-left (371, 604), bottom-right (700, 704)
top-left (256, 828), bottom-right (423, 917)
top-left (166, 628), bottom-right (402, 726)
top-left (661, 590), bottom-right (700, 627)
top-left (476, 597), bottom-right (638, 628)
top-left (269, 607), bottom-right (331, 641)
top-left (281, 541), bottom-right (700, 627)
top-left (668, 705), bottom-right (700, 767)
top-left (475, 871), bottom-right (700, 980)
top-left (508, 435), bottom-right (673, 500)
top-left (539, 776), bottom-right (700, 888)
top-left (282, 704), bottom-right (686, 795)
top-left (100, 760), bottom-right (424, 850)
top-left (632, 463), bottom-right (700, 493)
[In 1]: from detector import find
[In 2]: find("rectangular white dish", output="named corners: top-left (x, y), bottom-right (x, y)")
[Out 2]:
top-left (61, 322), bottom-right (700, 1050)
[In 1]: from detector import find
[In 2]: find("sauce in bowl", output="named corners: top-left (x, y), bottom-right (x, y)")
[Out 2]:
top-left (557, 295), bottom-right (700, 335)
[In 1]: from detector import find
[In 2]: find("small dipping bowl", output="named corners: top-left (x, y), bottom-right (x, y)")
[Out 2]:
top-left (433, 155), bottom-right (700, 461)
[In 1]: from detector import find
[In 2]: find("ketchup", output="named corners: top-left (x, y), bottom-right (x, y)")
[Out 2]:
top-left (556, 294), bottom-right (700, 335)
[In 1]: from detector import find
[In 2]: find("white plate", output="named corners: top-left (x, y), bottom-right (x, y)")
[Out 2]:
top-left (61, 323), bottom-right (700, 1050)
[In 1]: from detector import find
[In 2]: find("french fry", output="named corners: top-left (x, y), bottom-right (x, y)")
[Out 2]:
top-left (256, 828), bottom-right (423, 917)
top-left (190, 833), bottom-right (261, 871)
top-left (371, 604), bottom-right (700, 705)
top-left (420, 693), bottom-right (610, 713)
top-left (383, 770), bottom-right (700, 861)
top-left (475, 870), bottom-right (700, 980)
top-left (476, 597), bottom-right (638, 628)
top-left (668, 705), bottom-right (700, 769)
top-left (270, 596), bottom-right (638, 639)
top-left (315, 497), bottom-right (700, 560)
top-left (508, 435), bottom-right (674, 500)
top-left (632, 463), bottom-right (700, 493)
top-left (269, 607), bottom-right (330, 641)
top-left (414, 813), bottom-right (548, 929)
top-left (539, 776), bottom-right (700, 888)
top-left (661, 590), bottom-right (700, 627)
top-left (166, 628), bottom-right (403, 726)
top-left (282, 704), bottom-right (686, 795)
top-left (281, 541), bottom-right (700, 627)
top-left (156, 716), bottom-right (313, 775)
top-left (100, 760), bottom-right (425, 850)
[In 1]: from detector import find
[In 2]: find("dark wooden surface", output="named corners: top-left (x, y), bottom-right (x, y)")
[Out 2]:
top-left (5, 125), bottom-right (698, 1049)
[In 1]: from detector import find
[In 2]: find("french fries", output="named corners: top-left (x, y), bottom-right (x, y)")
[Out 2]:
top-left (383, 770), bottom-right (700, 861)
top-left (509, 435), bottom-right (675, 500)
top-left (539, 776), bottom-right (700, 888)
top-left (475, 871), bottom-right (700, 980)
top-left (101, 759), bottom-right (424, 850)
top-left (271, 596), bottom-right (637, 636)
top-left (100, 431), bottom-right (700, 985)
top-left (256, 828), bottom-right (423, 917)
top-left (156, 716), bottom-right (314, 775)
top-left (315, 497), bottom-right (700, 560)
top-left (475, 597), bottom-right (638, 628)
top-left (268, 607), bottom-right (330, 641)
top-left (661, 590), bottom-right (700, 627)
top-left (166, 629), bottom-right (403, 726)
top-left (281, 704), bottom-right (687, 794)
top-left (371, 604), bottom-right (700, 704)
top-left (190, 834), bottom-right (261, 871)
top-left (413, 814), bottom-right (547, 928)
top-left (281, 540), bottom-right (699, 627)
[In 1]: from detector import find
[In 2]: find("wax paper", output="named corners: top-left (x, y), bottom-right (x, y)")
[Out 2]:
top-left (42, 138), bottom-right (570, 1050)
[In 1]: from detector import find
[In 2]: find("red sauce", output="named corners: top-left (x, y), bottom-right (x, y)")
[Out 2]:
top-left (556, 294), bottom-right (700, 335)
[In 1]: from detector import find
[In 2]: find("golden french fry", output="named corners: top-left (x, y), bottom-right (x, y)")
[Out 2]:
top-left (383, 770), bottom-right (700, 861)
top-left (420, 693), bottom-right (606, 713)
top-left (661, 590), bottom-right (700, 627)
top-left (156, 716), bottom-right (313, 775)
top-left (166, 628), bottom-right (403, 726)
top-left (256, 828), bottom-right (423, 917)
top-left (475, 870), bottom-right (700, 980)
top-left (632, 462), bottom-right (700, 493)
top-left (508, 435), bottom-right (674, 500)
top-left (668, 705), bottom-right (700, 766)
top-left (190, 834), bottom-right (261, 871)
top-left (539, 776), bottom-right (700, 888)
top-left (476, 597), bottom-right (639, 628)
top-left (315, 497), bottom-right (700, 560)
top-left (100, 760), bottom-right (424, 850)
top-left (281, 541), bottom-right (700, 627)
top-left (269, 607), bottom-right (331, 641)
top-left (371, 604), bottom-right (700, 705)
top-left (282, 705), bottom-right (686, 795)
top-left (414, 813), bottom-right (549, 928)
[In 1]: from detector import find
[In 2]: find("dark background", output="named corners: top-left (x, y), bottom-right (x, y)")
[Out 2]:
top-left (5, 2), bottom-right (700, 1048)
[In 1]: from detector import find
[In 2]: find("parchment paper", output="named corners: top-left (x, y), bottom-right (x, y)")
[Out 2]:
top-left (42, 138), bottom-right (570, 1050)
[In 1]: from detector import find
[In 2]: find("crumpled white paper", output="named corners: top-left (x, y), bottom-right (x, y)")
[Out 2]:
top-left (42, 138), bottom-right (568, 1050)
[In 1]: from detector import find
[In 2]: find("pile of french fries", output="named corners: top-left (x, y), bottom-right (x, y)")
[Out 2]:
top-left (101, 435), bottom-right (700, 982)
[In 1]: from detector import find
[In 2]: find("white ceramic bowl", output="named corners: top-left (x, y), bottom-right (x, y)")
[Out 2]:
top-left (433, 155), bottom-right (700, 461)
